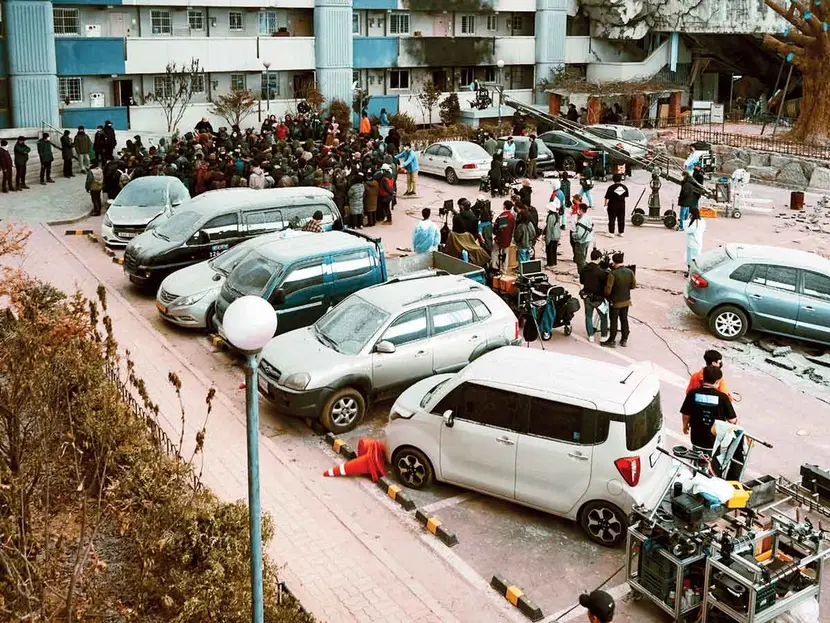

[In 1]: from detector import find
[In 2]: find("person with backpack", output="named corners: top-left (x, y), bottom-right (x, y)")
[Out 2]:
top-left (578, 166), bottom-right (594, 208)
top-left (544, 198), bottom-right (562, 268)
top-left (85, 160), bottom-right (105, 216)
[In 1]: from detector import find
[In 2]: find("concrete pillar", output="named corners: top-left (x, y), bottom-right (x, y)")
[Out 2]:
top-left (669, 92), bottom-right (681, 124)
top-left (586, 97), bottom-right (600, 125)
top-left (630, 95), bottom-right (646, 122)
top-left (548, 93), bottom-right (561, 116)
top-left (5, 0), bottom-right (59, 128)
top-left (315, 0), bottom-right (353, 108)
top-left (535, 0), bottom-right (568, 106)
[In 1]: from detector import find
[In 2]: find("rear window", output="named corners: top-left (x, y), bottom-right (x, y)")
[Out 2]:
top-left (626, 395), bottom-right (663, 451)
top-left (587, 127), bottom-right (616, 140)
top-left (695, 247), bottom-right (729, 273)
top-left (621, 128), bottom-right (645, 142)
top-left (729, 263), bottom-right (755, 283)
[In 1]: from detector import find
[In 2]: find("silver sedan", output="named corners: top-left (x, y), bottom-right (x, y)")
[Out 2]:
top-left (417, 141), bottom-right (493, 184)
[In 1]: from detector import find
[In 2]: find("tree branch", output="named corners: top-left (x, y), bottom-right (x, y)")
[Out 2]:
top-left (764, 34), bottom-right (806, 68)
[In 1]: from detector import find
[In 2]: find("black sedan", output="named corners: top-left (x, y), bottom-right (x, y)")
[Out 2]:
top-left (538, 130), bottom-right (605, 174)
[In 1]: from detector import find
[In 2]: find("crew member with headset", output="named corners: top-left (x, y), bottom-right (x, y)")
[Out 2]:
top-left (680, 365), bottom-right (737, 455)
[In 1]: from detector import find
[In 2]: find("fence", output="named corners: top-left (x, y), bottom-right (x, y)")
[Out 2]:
top-left (613, 113), bottom-right (712, 130)
top-left (107, 365), bottom-right (203, 490)
top-left (677, 125), bottom-right (830, 162)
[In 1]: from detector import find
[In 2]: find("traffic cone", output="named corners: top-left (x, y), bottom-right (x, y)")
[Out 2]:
top-left (357, 436), bottom-right (385, 458)
top-left (323, 439), bottom-right (387, 482)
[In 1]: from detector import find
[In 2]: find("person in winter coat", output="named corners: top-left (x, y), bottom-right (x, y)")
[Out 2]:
top-left (103, 120), bottom-right (117, 163)
top-left (560, 171), bottom-right (572, 209)
top-left (684, 206), bottom-right (706, 277)
top-left (347, 173), bottom-right (365, 228)
top-left (364, 173), bottom-right (379, 226)
top-left (84, 159), bottom-right (105, 215)
top-left (93, 126), bottom-right (108, 165)
top-left (378, 167), bottom-right (395, 224)
top-left (0, 140), bottom-right (14, 192)
top-left (489, 152), bottom-right (503, 197)
top-left (332, 169), bottom-right (347, 214)
top-left (249, 164), bottom-right (266, 189)
top-left (579, 166), bottom-right (594, 207)
top-left (677, 171), bottom-right (696, 231)
top-left (60, 130), bottom-right (74, 178)
top-left (513, 211), bottom-right (535, 263)
top-left (13, 137), bottom-right (29, 190)
top-left (544, 202), bottom-right (562, 267)
top-left (477, 204), bottom-right (494, 255)
top-left (73, 126), bottom-right (92, 172)
top-left (37, 133), bottom-right (54, 184)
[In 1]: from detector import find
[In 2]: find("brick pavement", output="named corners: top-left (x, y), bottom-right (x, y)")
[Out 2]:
top-left (12, 224), bottom-right (524, 623)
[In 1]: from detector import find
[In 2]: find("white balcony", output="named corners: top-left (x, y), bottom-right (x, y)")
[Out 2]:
top-left (492, 0), bottom-right (536, 10)
top-left (586, 39), bottom-right (670, 84)
top-left (125, 36), bottom-right (315, 74)
top-left (564, 36), bottom-right (592, 64)
top-left (122, 0), bottom-right (313, 7)
top-left (494, 36), bottom-right (535, 66)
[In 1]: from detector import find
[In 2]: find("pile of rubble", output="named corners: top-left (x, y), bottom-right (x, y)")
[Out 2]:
top-left (774, 196), bottom-right (830, 236)
top-left (730, 337), bottom-right (830, 389)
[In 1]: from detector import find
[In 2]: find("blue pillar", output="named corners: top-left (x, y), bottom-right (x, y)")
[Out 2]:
top-left (5, 0), bottom-right (59, 128)
top-left (315, 0), bottom-right (353, 107)
top-left (535, 0), bottom-right (568, 106)
top-left (669, 32), bottom-right (679, 72)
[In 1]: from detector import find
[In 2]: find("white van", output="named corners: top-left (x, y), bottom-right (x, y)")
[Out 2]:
top-left (385, 347), bottom-right (671, 546)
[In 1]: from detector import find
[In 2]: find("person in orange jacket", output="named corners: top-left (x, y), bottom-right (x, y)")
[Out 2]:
top-left (359, 111), bottom-right (371, 136)
top-left (686, 349), bottom-right (731, 400)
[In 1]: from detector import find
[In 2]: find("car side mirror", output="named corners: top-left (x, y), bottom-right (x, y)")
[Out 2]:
top-left (375, 340), bottom-right (396, 354)
top-left (443, 410), bottom-right (454, 428)
top-left (268, 288), bottom-right (285, 305)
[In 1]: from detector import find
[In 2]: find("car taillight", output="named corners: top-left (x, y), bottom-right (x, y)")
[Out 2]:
top-left (690, 273), bottom-right (708, 288)
top-left (514, 320), bottom-right (519, 340)
top-left (581, 150), bottom-right (599, 158)
top-left (462, 163), bottom-right (477, 169)
top-left (615, 457), bottom-right (641, 487)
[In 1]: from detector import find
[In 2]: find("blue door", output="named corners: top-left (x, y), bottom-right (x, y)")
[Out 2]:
top-left (796, 270), bottom-right (830, 344)
top-left (326, 249), bottom-right (380, 308)
top-left (272, 257), bottom-right (328, 334)
top-left (745, 264), bottom-right (800, 334)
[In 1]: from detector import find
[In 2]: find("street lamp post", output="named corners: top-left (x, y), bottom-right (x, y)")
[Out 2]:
top-left (263, 61), bottom-right (272, 113)
top-left (496, 59), bottom-right (505, 127)
top-left (222, 295), bottom-right (278, 623)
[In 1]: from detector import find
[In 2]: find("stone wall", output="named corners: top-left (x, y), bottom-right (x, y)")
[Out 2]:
top-left (659, 138), bottom-right (830, 192)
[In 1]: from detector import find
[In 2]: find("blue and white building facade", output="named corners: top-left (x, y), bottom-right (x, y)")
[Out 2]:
top-left (0, 0), bottom-right (784, 132)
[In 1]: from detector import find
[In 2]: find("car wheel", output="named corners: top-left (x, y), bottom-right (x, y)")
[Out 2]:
top-left (580, 501), bottom-right (627, 547)
top-left (445, 168), bottom-right (459, 185)
top-left (205, 304), bottom-right (218, 334)
top-left (708, 305), bottom-right (749, 341)
top-left (321, 387), bottom-right (366, 433)
top-left (562, 156), bottom-right (577, 171)
top-left (393, 447), bottom-right (434, 489)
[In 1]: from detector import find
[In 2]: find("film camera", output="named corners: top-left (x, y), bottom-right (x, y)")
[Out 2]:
top-left (597, 249), bottom-right (637, 275)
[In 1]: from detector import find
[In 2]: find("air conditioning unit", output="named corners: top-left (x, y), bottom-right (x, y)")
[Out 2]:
top-left (85, 24), bottom-right (101, 37)
top-left (90, 92), bottom-right (106, 108)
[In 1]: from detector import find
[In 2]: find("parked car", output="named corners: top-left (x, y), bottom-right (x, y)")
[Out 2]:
top-left (538, 130), bottom-right (604, 173)
top-left (155, 230), bottom-right (305, 331)
top-left (257, 275), bottom-right (519, 433)
top-left (685, 243), bottom-right (830, 345)
top-left (417, 141), bottom-right (493, 184)
top-left (385, 347), bottom-right (669, 546)
top-left (123, 187), bottom-right (342, 288)
top-left (101, 176), bottom-right (190, 247)
top-left (585, 124), bottom-right (649, 160)
top-left (497, 136), bottom-right (557, 170)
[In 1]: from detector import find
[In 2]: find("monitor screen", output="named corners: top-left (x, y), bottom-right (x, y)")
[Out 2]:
top-left (520, 259), bottom-right (542, 275)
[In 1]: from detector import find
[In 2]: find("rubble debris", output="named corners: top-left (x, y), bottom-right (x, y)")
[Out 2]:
top-left (758, 340), bottom-right (778, 354)
top-left (805, 353), bottom-right (830, 369)
top-left (772, 346), bottom-right (793, 357)
top-left (765, 357), bottom-right (798, 371)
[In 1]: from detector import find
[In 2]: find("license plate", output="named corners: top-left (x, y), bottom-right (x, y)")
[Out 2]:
top-left (258, 376), bottom-right (270, 396)
top-left (120, 232), bottom-right (137, 239)
top-left (155, 300), bottom-right (167, 314)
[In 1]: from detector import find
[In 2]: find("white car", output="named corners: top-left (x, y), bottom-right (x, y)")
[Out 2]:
top-left (101, 176), bottom-right (190, 247)
top-left (585, 124), bottom-right (648, 160)
top-left (385, 347), bottom-right (670, 546)
top-left (417, 141), bottom-right (493, 184)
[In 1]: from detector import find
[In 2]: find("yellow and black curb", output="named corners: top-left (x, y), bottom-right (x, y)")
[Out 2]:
top-left (323, 432), bottom-right (357, 459)
top-left (103, 247), bottom-right (115, 257)
top-left (377, 476), bottom-right (416, 511)
top-left (490, 576), bottom-right (544, 621)
top-left (208, 333), bottom-right (228, 350)
top-left (111, 256), bottom-right (124, 265)
top-left (65, 229), bottom-right (93, 236)
top-left (86, 233), bottom-right (98, 243)
top-left (415, 509), bottom-right (458, 547)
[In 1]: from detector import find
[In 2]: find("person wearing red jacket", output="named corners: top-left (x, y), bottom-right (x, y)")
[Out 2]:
top-left (378, 166), bottom-right (396, 224)
top-left (491, 200), bottom-right (516, 271)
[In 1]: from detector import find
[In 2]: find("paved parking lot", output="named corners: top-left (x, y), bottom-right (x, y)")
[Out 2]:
top-left (34, 168), bottom-right (830, 621)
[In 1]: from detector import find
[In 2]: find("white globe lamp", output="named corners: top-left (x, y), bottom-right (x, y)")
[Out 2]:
top-left (497, 59), bottom-right (505, 69)
top-left (223, 295), bottom-right (278, 353)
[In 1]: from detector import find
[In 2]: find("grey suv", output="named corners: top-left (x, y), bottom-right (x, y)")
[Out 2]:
top-left (685, 243), bottom-right (830, 345)
top-left (257, 274), bottom-right (519, 433)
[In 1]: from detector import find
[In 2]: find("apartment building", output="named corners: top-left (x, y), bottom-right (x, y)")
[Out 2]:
top-left (0, 0), bottom-right (784, 132)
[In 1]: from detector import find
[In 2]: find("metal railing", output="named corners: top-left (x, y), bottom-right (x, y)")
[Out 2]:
top-left (610, 113), bottom-right (712, 130)
top-left (40, 120), bottom-right (82, 162)
top-left (677, 125), bottom-right (830, 162)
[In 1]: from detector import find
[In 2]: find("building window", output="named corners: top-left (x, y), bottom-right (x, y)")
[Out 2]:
top-left (460, 68), bottom-right (474, 87)
top-left (151, 10), bottom-right (172, 35)
top-left (512, 66), bottom-right (524, 83)
top-left (258, 10), bottom-right (278, 35)
top-left (486, 14), bottom-right (498, 31)
top-left (231, 74), bottom-right (246, 91)
top-left (191, 74), bottom-right (205, 93)
top-left (512, 15), bottom-right (523, 32)
top-left (352, 12), bottom-right (360, 35)
top-left (58, 77), bottom-right (82, 103)
top-left (154, 76), bottom-right (173, 99)
top-left (261, 73), bottom-right (279, 99)
top-left (461, 15), bottom-right (476, 34)
top-left (53, 8), bottom-right (79, 35)
top-left (484, 67), bottom-right (496, 82)
top-left (352, 71), bottom-right (361, 88)
top-left (389, 69), bottom-right (409, 90)
top-left (188, 9), bottom-right (204, 31)
top-left (389, 12), bottom-right (410, 35)
top-left (229, 11), bottom-right (244, 31)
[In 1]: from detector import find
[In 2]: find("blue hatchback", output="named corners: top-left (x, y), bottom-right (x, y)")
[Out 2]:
top-left (685, 243), bottom-right (830, 345)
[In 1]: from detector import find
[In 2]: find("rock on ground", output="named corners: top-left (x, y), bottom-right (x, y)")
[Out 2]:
top-left (809, 167), bottom-right (830, 191)
top-left (747, 165), bottom-right (778, 181)
top-left (776, 162), bottom-right (808, 188)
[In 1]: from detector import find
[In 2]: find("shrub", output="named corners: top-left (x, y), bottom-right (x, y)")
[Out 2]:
top-left (439, 92), bottom-right (461, 125)
top-left (328, 98), bottom-right (352, 137)
top-left (387, 112), bottom-right (417, 133)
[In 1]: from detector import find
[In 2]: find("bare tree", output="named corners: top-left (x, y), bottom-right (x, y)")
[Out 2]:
top-left (209, 88), bottom-right (257, 128)
top-left (352, 88), bottom-right (370, 117)
top-left (144, 58), bottom-right (205, 133)
top-left (416, 80), bottom-right (442, 127)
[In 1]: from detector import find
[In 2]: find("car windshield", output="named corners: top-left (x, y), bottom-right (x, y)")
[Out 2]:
top-left (314, 296), bottom-right (390, 356)
top-left (587, 127), bottom-right (616, 140)
top-left (116, 179), bottom-right (169, 207)
top-left (626, 394), bottom-right (663, 451)
top-left (210, 244), bottom-right (253, 276)
top-left (153, 210), bottom-right (202, 242)
top-left (453, 143), bottom-right (489, 159)
top-left (420, 378), bottom-right (451, 409)
top-left (622, 128), bottom-right (645, 142)
top-left (225, 252), bottom-right (282, 296)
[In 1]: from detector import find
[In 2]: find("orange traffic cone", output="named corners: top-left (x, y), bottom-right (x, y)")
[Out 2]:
top-left (324, 438), bottom-right (387, 482)
top-left (357, 436), bottom-right (386, 458)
